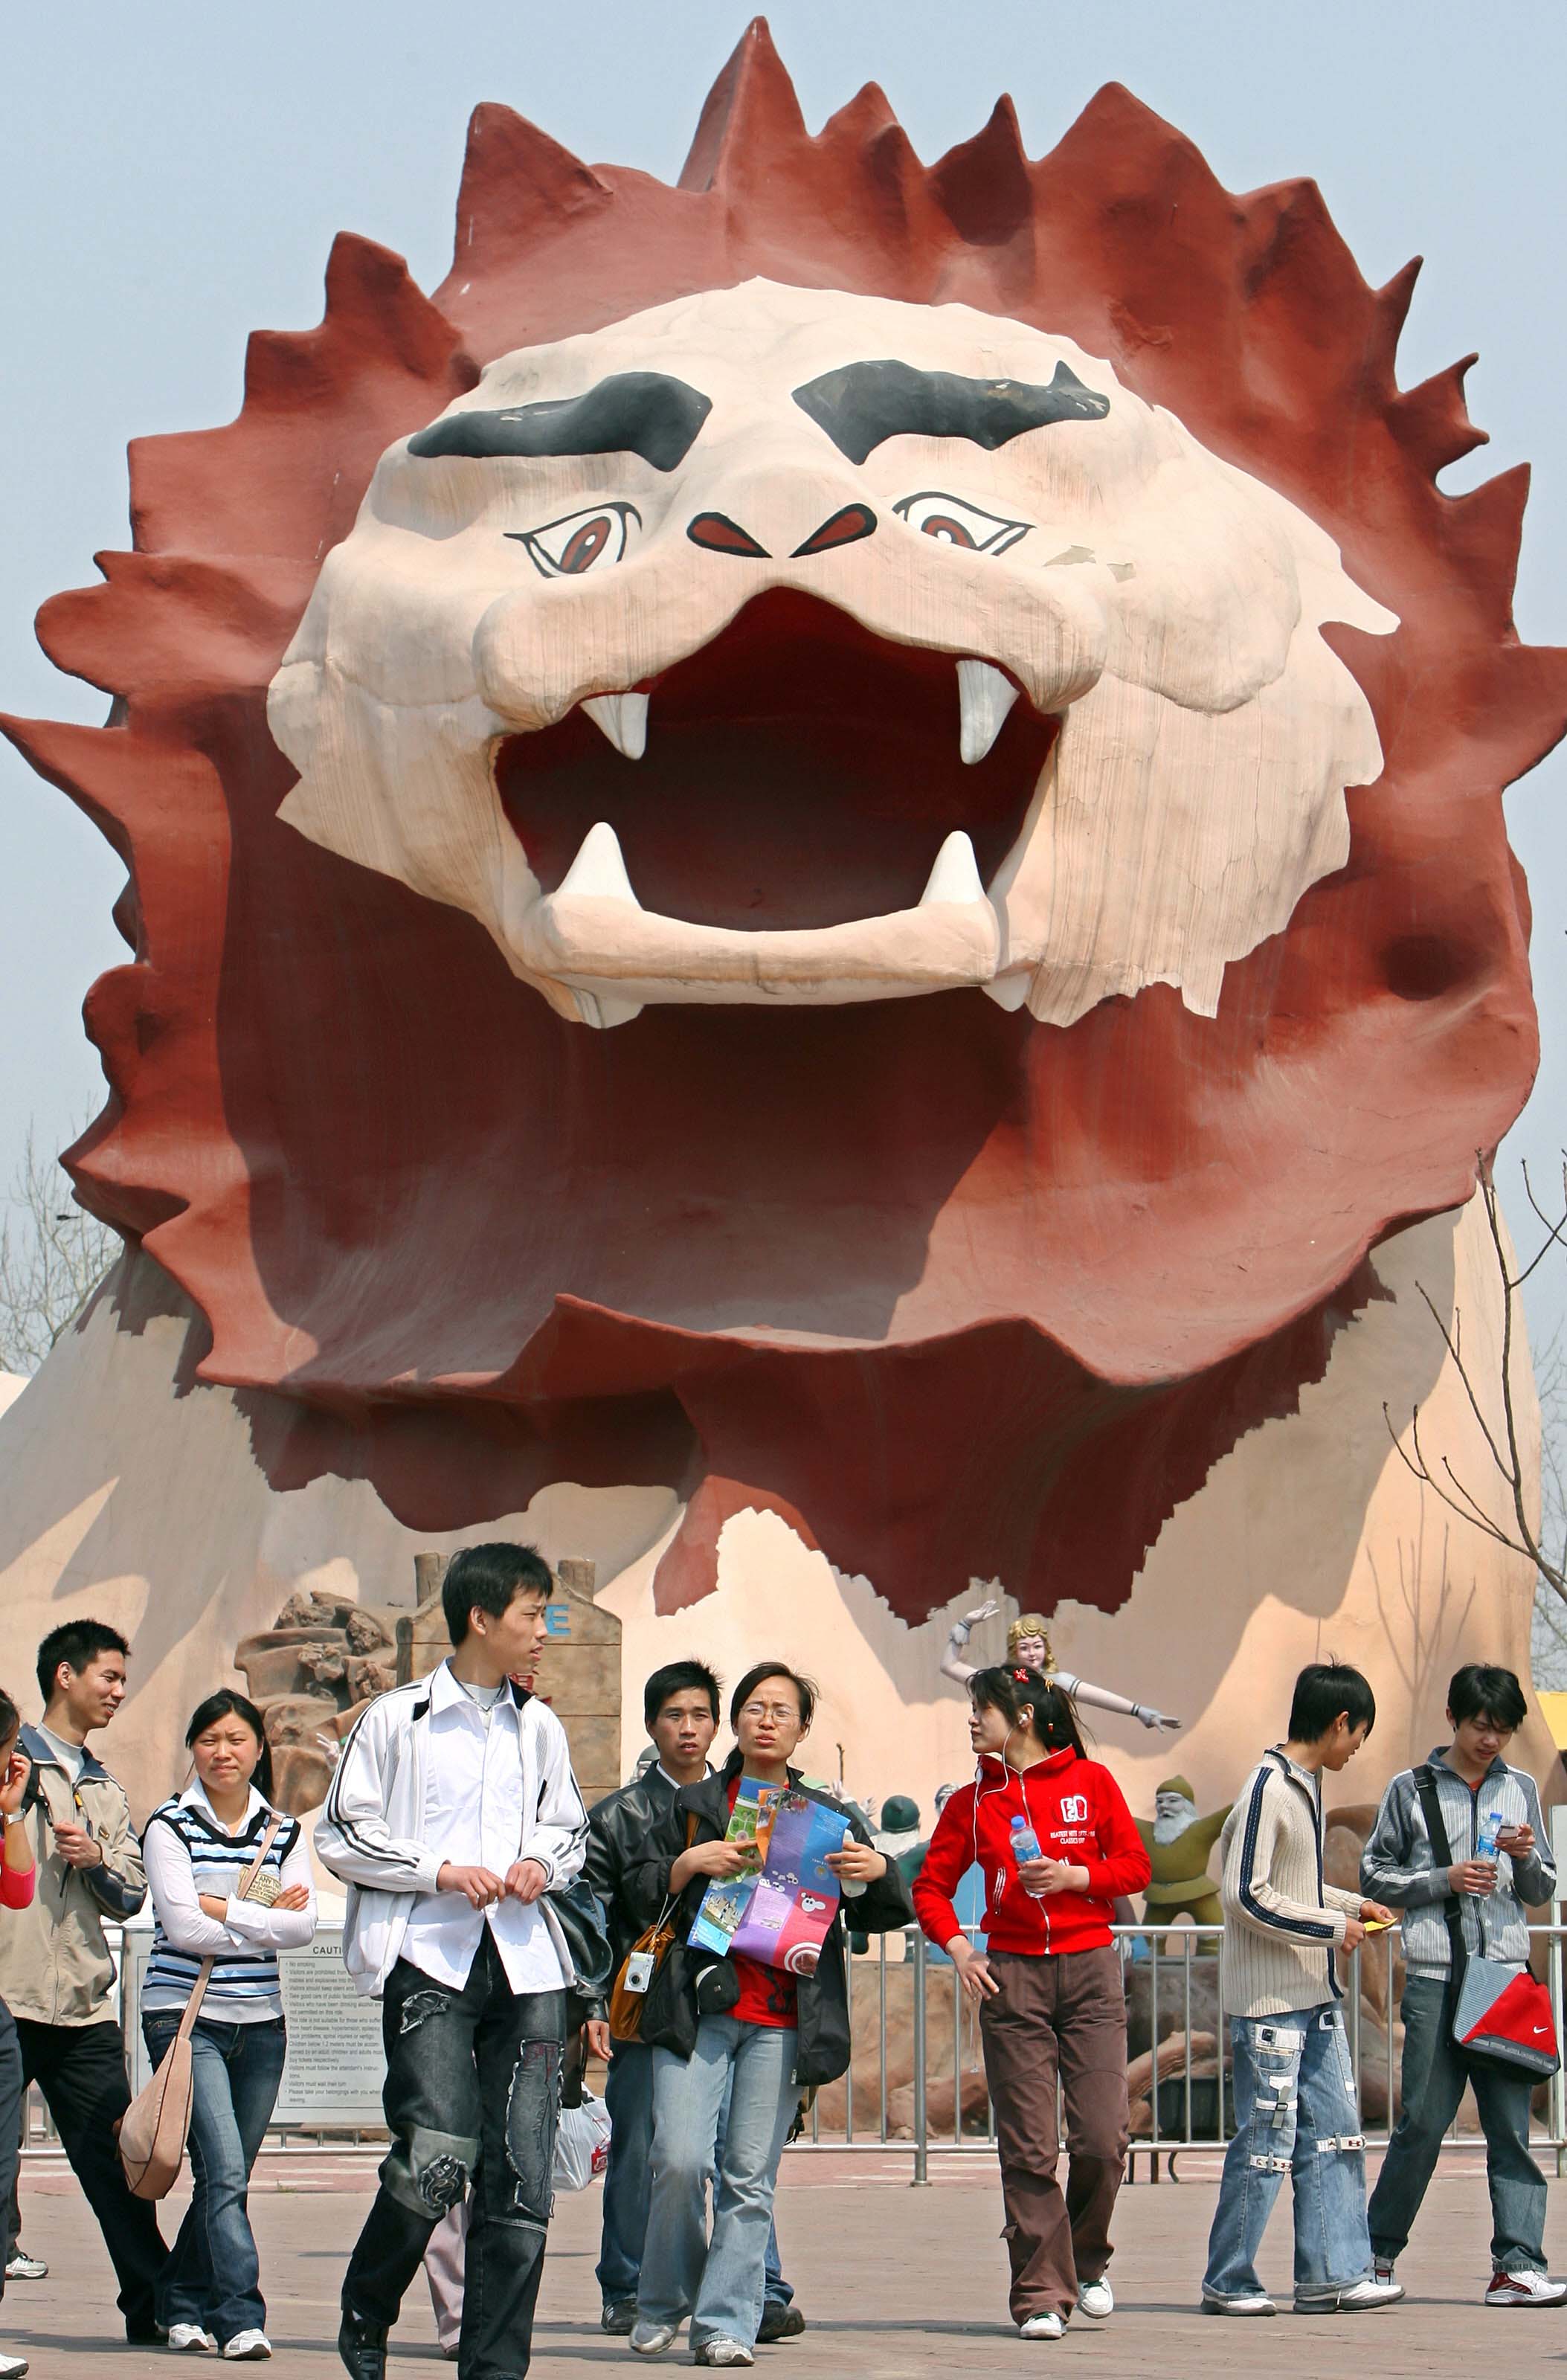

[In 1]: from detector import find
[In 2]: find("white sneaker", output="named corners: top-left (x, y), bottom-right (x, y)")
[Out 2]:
top-left (1298, 2277), bottom-right (1404, 2312)
top-left (1202, 2290), bottom-right (1276, 2315)
top-left (221, 2336), bottom-right (272, 2362)
top-left (0, 2350), bottom-right (27, 2379)
top-left (167, 2328), bottom-right (217, 2355)
top-left (4, 2251), bottom-right (45, 2282)
top-left (1018, 2312), bottom-right (1064, 2340)
top-left (1486, 2268), bottom-right (1567, 2308)
top-left (1076, 2277), bottom-right (1113, 2320)
top-left (629, 2322), bottom-right (680, 2355)
top-left (693, 2347), bottom-right (754, 2370)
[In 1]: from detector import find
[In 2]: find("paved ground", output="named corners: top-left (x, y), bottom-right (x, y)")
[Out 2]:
top-left (7, 2146), bottom-right (1567, 2375)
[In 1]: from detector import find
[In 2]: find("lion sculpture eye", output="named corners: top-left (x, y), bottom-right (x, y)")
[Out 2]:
top-left (508, 503), bottom-right (641, 579)
top-left (892, 492), bottom-right (1029, 555)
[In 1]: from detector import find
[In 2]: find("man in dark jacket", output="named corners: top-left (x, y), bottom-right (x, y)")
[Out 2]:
top-left (582, 1665), bottom-right (803, 2344)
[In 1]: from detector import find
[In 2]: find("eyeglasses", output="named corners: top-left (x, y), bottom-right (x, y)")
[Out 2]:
top-left (739, 1702), bottom-right (799, 1725)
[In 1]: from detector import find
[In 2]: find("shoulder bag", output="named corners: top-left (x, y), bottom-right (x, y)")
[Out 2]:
top-left (119, 1810), bottom-right (284, 2199)
top-left (1413, 1764), bottom-right (1559, 2077)
top-left (608, 1813), bottom-right (698, 2043)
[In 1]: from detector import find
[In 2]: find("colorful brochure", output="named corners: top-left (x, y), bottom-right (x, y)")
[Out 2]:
top-left (686, 1777), bottom-right (782, 1955)
top-left (727, 1791), bottom-right (847, 1976)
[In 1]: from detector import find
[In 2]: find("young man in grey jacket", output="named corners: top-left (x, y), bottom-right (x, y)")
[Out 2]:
top-left (1360, 1662), bottom-right (1565, 2307)
top-left (1201, 1660), bottom-right (1400, 2317)
top-left (316, 1544), bottom-right (589, 2380)
top-left (0, 1621), bottom-right (167, 2344)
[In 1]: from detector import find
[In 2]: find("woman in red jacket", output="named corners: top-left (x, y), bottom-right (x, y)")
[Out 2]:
top-left (913, 1666), bottom-right (1150, 2342)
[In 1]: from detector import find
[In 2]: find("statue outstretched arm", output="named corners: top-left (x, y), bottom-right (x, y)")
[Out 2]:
top-left (939, 1598), bottom-right (997, 1687)
top-left (1055, 1670), bottom-right (1181, 1732)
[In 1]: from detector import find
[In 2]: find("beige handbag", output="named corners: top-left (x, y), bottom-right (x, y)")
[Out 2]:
top-left (119, 1812), bottom-right (283, 2200)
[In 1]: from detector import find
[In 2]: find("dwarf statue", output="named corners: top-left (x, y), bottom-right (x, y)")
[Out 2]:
top-left (1136, 1775), bottom-right (1232, 1928)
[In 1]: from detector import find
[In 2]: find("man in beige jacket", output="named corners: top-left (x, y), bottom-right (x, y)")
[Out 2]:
top-left (0, 1621), bottom-right (166, 2343)
top-left (1200, 1660), bottom-right (1399, 2319)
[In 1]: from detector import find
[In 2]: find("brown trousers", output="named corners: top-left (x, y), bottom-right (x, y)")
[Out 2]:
top-left (978, 1945), bottom-right (1130, 2321)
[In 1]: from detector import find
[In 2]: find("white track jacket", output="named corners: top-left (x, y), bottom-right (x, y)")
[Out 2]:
top-left (314, 1672), bottom-right (589, 1998)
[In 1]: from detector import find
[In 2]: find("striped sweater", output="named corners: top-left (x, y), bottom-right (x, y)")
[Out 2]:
top-left (142, 1785), bottom-right (315, 2022)
top-left (1217, 1749), bottom-right (1363, 2017)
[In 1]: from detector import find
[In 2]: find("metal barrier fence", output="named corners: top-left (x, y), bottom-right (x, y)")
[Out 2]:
top-left (19, 1922), bottom-right (1567, 2178)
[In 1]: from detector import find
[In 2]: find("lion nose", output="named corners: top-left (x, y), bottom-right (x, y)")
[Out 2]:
top-left (686, 512), bottom-right (770, 558)
top-left (685, 501), bottom-right (878, 560)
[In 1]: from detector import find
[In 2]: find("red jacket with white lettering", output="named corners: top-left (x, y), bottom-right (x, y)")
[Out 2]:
top-left (913, 1748), bottom-right (1151, 1959)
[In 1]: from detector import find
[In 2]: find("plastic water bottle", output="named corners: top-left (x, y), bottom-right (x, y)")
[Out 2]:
top-left (1476, 1811), bottom-right (1504, 1865)
top-left (838, 1824), bottom-right (867, 1899)
top-left (1010, 1813), bottom-right (1045, 1895)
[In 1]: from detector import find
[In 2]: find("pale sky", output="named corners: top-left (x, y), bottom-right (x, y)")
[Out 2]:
top-left (2, 1), bottom-right (1565, 1351)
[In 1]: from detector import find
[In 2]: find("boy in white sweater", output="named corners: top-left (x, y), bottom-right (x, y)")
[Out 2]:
top-left (1201, 1661), bottom-right (1401, 2318)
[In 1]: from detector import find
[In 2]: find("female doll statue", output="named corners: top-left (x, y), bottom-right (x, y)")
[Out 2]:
top-left (939, 1593), bottom-right (1180, 1733)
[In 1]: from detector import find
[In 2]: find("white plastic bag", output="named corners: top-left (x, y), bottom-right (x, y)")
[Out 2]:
top-left (553, 2090), bottom-right (613, 2192)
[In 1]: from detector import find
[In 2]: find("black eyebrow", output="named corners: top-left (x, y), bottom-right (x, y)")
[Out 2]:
top-left (407, 373), bottom-right (712, 474)
top-left (791, 359), bottom-right (1108, 466)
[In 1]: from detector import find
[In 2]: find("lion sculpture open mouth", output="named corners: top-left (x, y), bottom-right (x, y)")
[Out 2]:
top-left (269, 283), bottom-right (1392, 1030)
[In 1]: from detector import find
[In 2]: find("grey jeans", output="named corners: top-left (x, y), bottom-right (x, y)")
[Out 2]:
top-left (1368, 1975), bottom-right (1547, 2271)
top-left (344, 1934), bottom-right (564, 2380)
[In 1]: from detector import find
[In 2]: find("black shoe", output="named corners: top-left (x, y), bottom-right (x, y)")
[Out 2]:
top-left (756, 2304), bottom-right (805, 2344)
top-left (124, 2320), bottom-right (169, 2347)
top-left (602, 2300), bottom-right (639, 2335)
top-left (338, 2306), bottom-right (389, 2380)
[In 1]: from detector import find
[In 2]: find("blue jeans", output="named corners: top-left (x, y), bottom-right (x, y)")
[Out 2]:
top-left (597, 2037), bottom-right (790, 2309)
top-left (640, 2018), bottom-right (799, 2347)
top-left (142, 2013), bottom-right (286, 2345)
top-left (1203, 2006), bottom-right (1373, 2306)
top-left (1368, 1975), bottom-right (1547, 2271)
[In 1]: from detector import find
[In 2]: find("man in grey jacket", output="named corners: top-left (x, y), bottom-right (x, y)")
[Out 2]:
top-left (1361, 1662), bottom-right (1564, 2307)
top-left (316, 1544), bottom-right (589, 2380)
top-left (0, 1621), bottom-right (167, 2344)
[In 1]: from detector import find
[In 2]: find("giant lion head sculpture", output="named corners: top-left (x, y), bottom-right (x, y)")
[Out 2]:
top-left (7, 25), bottom-right (1560, 1620)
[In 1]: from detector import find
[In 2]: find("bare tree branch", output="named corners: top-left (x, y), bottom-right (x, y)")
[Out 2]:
top-left (1383, 1151), bottom-right (1567, 1604)
top-left (0, 1123), bottom-right (120, 1376)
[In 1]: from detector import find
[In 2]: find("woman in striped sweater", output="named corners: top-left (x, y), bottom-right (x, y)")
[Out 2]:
top-left (141, 1691), bottom-right (317, 2361)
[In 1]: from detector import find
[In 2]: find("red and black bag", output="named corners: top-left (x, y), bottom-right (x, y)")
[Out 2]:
top-left (1415, 1765), bottom-right (1559, 2078)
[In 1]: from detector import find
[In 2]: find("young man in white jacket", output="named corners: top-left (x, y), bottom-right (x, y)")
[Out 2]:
top-left (1201, 1661), bottom-right (1401, 2318)
top-left (316, 1544), bottom-right (589, 2380)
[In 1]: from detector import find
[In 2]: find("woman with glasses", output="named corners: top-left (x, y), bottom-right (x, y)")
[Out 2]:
top-left (630, 1663), bottom-right (912, 2367)
top-left (141, 1690), bottom-right (317, 2360)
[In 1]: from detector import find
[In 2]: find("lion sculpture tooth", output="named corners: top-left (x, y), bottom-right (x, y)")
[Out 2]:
top-left (956, 661), bottom-right (1020, 765)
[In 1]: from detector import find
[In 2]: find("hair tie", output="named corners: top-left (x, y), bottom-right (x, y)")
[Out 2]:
top-left (1011, 1667), bottom-right (1030, 1685)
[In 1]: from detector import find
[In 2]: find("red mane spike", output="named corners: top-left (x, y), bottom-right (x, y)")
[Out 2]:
top-left (1374, 257), bottom-right (1423, 359)
top-left (128, 237), bottom-right (471, 564)
top-left (1444, 463), bottom-right (1531, 623)
top-left (677, 16), bottom-right (808, 193)
top-left (1394, 353), bottom-right (1490, 478)
top-left (930, 94), bottom-right (1032, 248)
top-left (447, 100), bottom-right (611, 268)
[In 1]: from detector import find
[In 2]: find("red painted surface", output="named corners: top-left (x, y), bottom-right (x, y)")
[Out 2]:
top-left (4, 25), bottom-right (1561, 1618)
